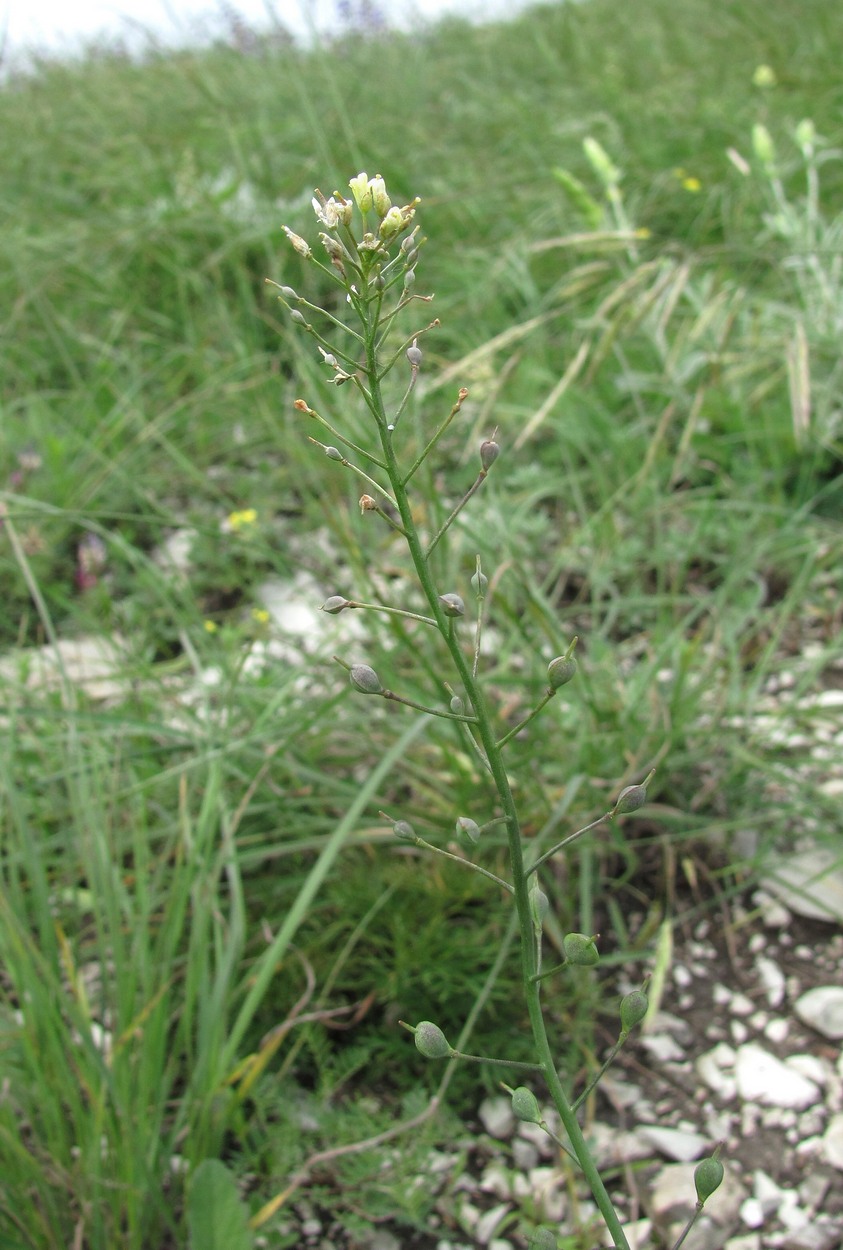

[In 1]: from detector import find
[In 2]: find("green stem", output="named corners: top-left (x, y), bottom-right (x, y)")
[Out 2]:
top-left (411, 837), bottom-right (513, 894)
top-left (361, 315), bottom-right (631, 1250)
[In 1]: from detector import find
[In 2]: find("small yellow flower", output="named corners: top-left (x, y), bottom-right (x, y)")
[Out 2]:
top-left (251, 608), bottom-right (270, 624)
top-left (204, 619), bottom-right (218, 633)
top-left (752, 64), bottom-right (777, 88)
top-left (227, 508), bottom-right (258, 532)
top-left (682, 176), bottom-right (702, 193)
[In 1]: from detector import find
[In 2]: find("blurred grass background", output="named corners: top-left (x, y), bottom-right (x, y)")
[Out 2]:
top-left (1, 0), bottom-right (842, 1244)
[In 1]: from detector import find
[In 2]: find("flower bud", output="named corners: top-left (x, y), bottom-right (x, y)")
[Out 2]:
top-left (547, 656), bottom-right (577, 689)
top-left (795, 118), bottom-right (815, 156)
top-left (321, 596), bottom-right (349, 614)
top-left (370, 175), bottom-right (391, 217)
top-left (563, 932), bottom-right (599, 967)
top-left (379, 206), bottom-right (406, 241)
top-left (511, 1086), bottom-right (542, 1124)
top-left (620, 990), bottom-right (649, 1032)
top-left (412, 1020), bottom-right (451, 1059)
top-left (349, 664), bottom-right (383, 695)
top-left (325, 446), bottom-right (343, 461)
top-left (391, 819), bottom-right (416, 842)
top-left (349, 172), bottom-right (373, 213)
top-left (752, 122), bottom-right (776, 168)
top-left (439, 594), bottom-right (465, 618)
top-left (583, 136), bottom-right (620, 189)
top-left (406, 341), bottom-right (423, 369)
top-left (694, 1155), bottom-right (724, 1204)
top-left (455, 817), bottom-right (480, 850)
top-left (614, 782), bottom-right (648, 813)
top-left (480, 438), bottom-right (500, 470)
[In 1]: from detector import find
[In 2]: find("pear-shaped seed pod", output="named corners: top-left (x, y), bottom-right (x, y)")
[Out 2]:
top-left (615, 782), bottom-right (648, 813)
top-left (547, 656), bottom-right (577, 689)
top-left (511, 1086), bottom-right (542, 1124)
top-left (290, 310), bottom-right (307, 325)
top-left (413, 1021), bottom-right (451, 1059)
top-left (480, 438), bottom-right (500, 470)
top-left (620, 989), bottom-right (649, 1031)
top-left (325, 446), bottom-right (343, 461)
top-left (529, 881), bottom-right (549, 926)
top-left (449, 695), bottom-right (465, 715)
top-left (392, 820), bottom-right (416, 842)
top-left (321, 596), bottom-right (349, 614)
top-left (349, 664), bottom-right (383, 695)
top-left (406, 342), bottom-right (423, 368)
top-left (439, 594), bottom-right (465, 618)
top-left (280, 286), bottom-right (298, 300)
top-left (455, 817), bottom-right (480, 849)
top-left (470, 570), bottom-right (488, 595)
top-left (694, 1155), bottom-right (725, 1203)
top-left (562, 932), bottom-right (600, 966)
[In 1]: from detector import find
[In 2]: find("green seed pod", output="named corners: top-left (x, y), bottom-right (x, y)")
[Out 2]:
top-left (290, 310), bottom-right (307, 325)
top-left (449, 695), bottom-right (465, 715)
top-left (413, 1021), bottom-right (451, 1059)
top-left (620, 989), bottom-right (649, 1032)
top-left (321, 596), bottom-right (349, 614)
top-left (280, 285), bottom-right (298, 300)
top-left (615, 783), bottom-right (647, 813)
top-left (324, 446), bottom-right (343, 461)
top-left (471, 570), bottom-right (488, 595)
top-left (529, 880), bottom-right (549, 926)
top-left (403, 269), bottom-right (416, 290)
top-left (511, 1086), bottom-right (542, 1124)
top-left (349, 664), bottom-right (383, 695)
top-left (694, 1155), bottom-right (724, 1204)
top-left (439, 594), bottom-right (465, 618)
top-left (562, 932), bottom-right (599, 966)
top-left (527, 1229), bottom-right (558, 1250)
top-left (480, 438), bottom-right (500, 470)
top-left (455, 817), bottom-right (481, 850)
top-left (547, 656), bottom-right (577, 689)
top-left (391, 819), bottom-right (416, 842)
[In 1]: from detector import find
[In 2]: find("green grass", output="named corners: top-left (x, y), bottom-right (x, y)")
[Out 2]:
top-left (1, 0), bottom-right (842, 1243)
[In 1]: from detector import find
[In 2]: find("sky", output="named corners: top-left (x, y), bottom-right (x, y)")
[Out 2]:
top-left (0, 0), bottom-right (510, 62)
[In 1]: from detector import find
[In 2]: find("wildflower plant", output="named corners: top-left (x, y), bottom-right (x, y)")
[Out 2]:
top-left (275, 173), bottom-right (723, 1249)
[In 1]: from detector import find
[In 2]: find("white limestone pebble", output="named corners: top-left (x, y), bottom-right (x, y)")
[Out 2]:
top-left (794, 986), bottom-right (843, 1040)
top-left (734, 1044), bottom-right (820, 1109)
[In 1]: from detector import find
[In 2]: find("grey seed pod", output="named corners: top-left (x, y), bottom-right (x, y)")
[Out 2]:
top-left (413, 1021), bottom-right (451, 1059)
top-left (511, 1086), bottom-right (542, 1124)
top-left (406, 341), bottom-right (423, 368)
top-left (280, 286), bottom-right (298, 300)
top-left (403, 269), bottom-right (416, 290)
top-left (391, 819), bottom-right (416, 842)
top-left (615, 782), bottom-right (648, 813)
top-left (562, 932), bottom-right (600, 966)
top-left (321, 596), bottom-right (349, 614)
top-left (374, 274), bottom-right (385, 291)
top-left (405, 248), bottom-right (419, 266)
top-left (290, 310), bottom-right (307, 325)
top-left (349, 664), bottom-right (383, 695)
top-left (528, 880), bottom-right (549, 926)
top-left (694, 1155), bottom-right (725, 1203)
top-left (471, 570), bottom-right (488, 595)
top-left (455, 816), bottom-right (480, 849)
top-left (439, 593), bottom-right (465, 618)
top-left (449, 695), bottom-right (465, 715)
top-left (547, 656), bottom-right (577, 689)
top-left (480, 438), bottom-right (500, 470)
top-left (325, 446), bottom-right (343, 461)
top-left (620, 989), bottom-right (649, 1032)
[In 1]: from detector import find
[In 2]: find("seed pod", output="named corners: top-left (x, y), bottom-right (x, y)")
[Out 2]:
top-left (391, 819), bottom-right (416, 842)
top-left (455, 817), bottom-right (480, 850)
top-left (403, 268), bottom-right (416, 290)
top-left (449, 695), bottom-right (465, 715)
top-left (480, 438), bottom-right (500, 470)
top-left (406, 342), bottom-right (423, 368)
top-left (290, 310), bottom-right (307, 325)
top-left (349, 664), bottom-right (383, 695)
top-left (280, 285), bottom-right (298, 300)
top-left (694, 1155), bottom-right (724, 1204)
top-left (547, 656), bottom-right (577, 689)
top-left (439, 594), bottom-right (465, 618)
top-left (529, 880), bottom-right (549, 926)
top-left (321, 596), bottom-right (349, 614)
top-left (620, 989), bottom-right (649, 1032)
top-left (562, 932), bottom-right (599, 966)
top-left (511, 1086), bottom-right (542, 1124)
top-left (615, 782), bottom-right (647, 813)
top-left (471, 570), bottom-right (488, 595)
top-left (413, 1021), bottom-right (451, 1059)
top-left (324, 446), bottom-right (343, 461)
